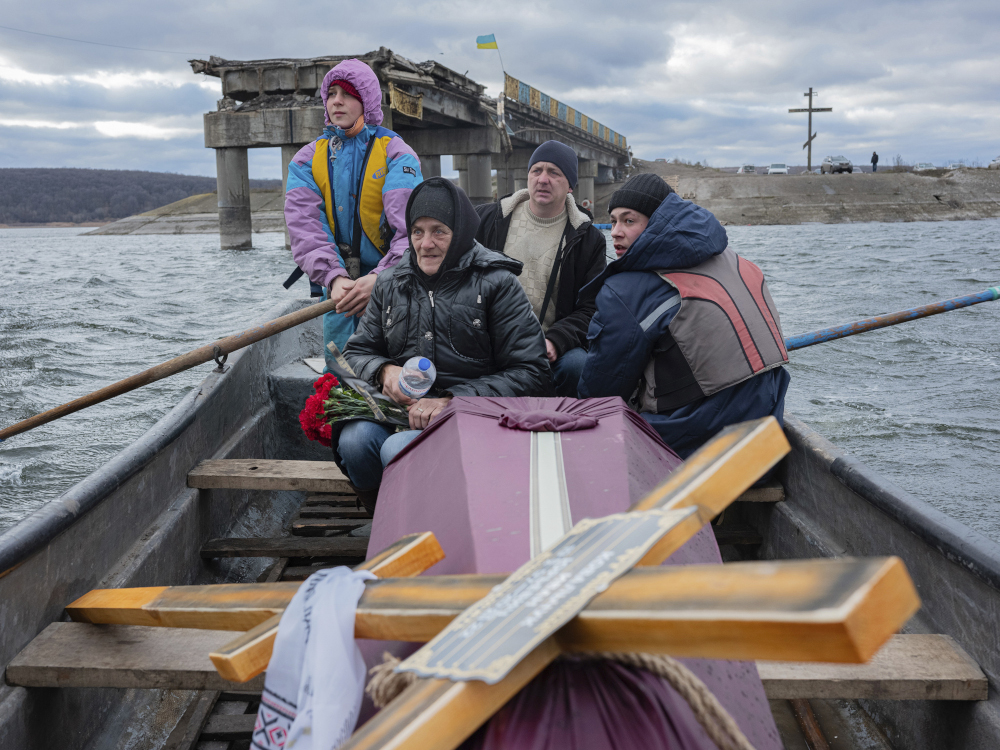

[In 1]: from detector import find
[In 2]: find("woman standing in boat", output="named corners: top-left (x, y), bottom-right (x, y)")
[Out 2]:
top-left (338, 177), bottom-right (551, 510)
top-left (579, 174), bottom-right (790, 458)
top-left (284, 60), bottom-right (423, 369)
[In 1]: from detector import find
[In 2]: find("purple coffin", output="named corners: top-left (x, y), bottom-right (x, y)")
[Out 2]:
top-left (361, 397), bottom-right (780, 749)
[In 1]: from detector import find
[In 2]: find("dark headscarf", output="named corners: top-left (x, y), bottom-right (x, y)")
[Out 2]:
top-left (404, 177), bottom-right (482, 283)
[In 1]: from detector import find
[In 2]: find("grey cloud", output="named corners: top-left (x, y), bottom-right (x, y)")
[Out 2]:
top-left (1, 0), bottom-right (998, 175)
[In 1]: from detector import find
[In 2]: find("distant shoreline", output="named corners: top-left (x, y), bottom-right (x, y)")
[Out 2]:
top-left (0, 221), bottom-right (112, 229)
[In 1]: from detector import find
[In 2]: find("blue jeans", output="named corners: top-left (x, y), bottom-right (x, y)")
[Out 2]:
top-left (337, 421), bottom-right (421, 490)
top-left (551, 346), bottom-right (587, 398)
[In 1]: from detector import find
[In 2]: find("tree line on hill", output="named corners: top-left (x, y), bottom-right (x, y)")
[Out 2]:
top-left (0, 168), bottom-right (281, 225)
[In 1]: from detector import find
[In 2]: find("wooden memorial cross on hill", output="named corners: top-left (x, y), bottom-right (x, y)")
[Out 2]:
top-left (60, 418), bottom-right (921, 750)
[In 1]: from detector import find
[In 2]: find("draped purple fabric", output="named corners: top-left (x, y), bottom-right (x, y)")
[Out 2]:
top-left (461, 659), bottom-right (721, 750)
top-left (497, 409), bottom-right (599, 432)
top-left (359, 397), bottom-right (781, 749)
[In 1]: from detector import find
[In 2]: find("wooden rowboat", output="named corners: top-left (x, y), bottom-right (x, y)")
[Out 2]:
top-left (0, 298), bottom-right (993, 748)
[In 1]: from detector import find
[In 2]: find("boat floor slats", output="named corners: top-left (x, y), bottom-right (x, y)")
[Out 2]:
top-left (298, 508), bottom-right (371, 519)
top-left (163, 690), bottom-right (219, 750)
top-left (6, 623), bottom-right (265, 691)
top-left (291, 518), bottom-right (369, 534)
top-left (187, 459), bottom-right (352, 492)
top-left (281, 563), bottom-right (342, 581)
top-left (712, 523), bottom-right (763, 546)
top-left (201, 536), bottom-right (369, 559)
top-left (200, 712), bottom-right (256, 741)
top-left (303, 493), bottom-right (358, 506)
top-left (257, 558), bottom-right (289, 583)
top-left (758, 634), bottom-right (987, 700)
top-left (735, 480), bottom-right (785, 503)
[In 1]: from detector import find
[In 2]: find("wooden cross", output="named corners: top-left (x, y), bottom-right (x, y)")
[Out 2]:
top-left (62, 418), bottom-right (921, 750)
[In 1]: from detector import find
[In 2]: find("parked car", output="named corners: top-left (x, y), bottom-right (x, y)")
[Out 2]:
top-left (767, 163), bottom-right (788, 175)
top-left (654, 158), bottom-right (667, 163)
top-left (913, 163), bottom-right (936, 172)
top-left (990, 157), bottom-right (1000, 170)
top-left (948, 163), bottom-right (964, 170)
top-left (821, 155), bottom-right (853, 174)
top-left (737, 165), bottom-right (756, 174)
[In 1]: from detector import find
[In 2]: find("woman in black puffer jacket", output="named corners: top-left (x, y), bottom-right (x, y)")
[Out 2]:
top-left (338, 177), bottom-right (551, 506)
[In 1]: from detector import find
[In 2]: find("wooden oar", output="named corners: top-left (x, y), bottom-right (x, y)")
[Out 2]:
top-left (785, 286), bottom-right (1000, 351)
top-left (0, 299), bottom-right (336, 443)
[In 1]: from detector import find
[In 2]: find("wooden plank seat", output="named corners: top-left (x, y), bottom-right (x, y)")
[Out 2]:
top-left (200, 536), bottom-right (369, 560)
top-left (8, 627), bottom-right (983, 702)
top-left (757, 634), bottom-right (988, 700)
top-left (6, 623), bottom-right (266, 691)
top-left (187, 459), bottom-right (352, 493)
top-left (734, 480), bottom-right (785, 503)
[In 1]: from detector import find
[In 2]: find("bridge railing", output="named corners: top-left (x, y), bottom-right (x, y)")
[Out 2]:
top-left (503, 74), bottom-right (626, 150)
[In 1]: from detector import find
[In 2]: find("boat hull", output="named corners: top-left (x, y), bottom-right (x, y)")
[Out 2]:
top-left (0, 299), bottom-right (322, 749)
top-left (743, 415), bottom-right (1000, 749)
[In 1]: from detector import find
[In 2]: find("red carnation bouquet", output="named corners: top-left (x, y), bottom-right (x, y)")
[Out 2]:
top-left (299, 372), bottom-right (409, 447)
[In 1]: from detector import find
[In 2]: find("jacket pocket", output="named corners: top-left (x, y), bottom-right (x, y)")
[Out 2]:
top-left (586, 317), bottom-right (605, 342)
top-left (382, 303), bottom-right (409, 358)
top-left (449, 302), bottom-right (491, 362)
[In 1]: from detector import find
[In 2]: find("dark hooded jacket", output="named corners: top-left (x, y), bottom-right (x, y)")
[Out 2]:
top-left (578, 192), bottom-right (790, 458)
top-left (474, 192), bottom-right (607, 357)
top-left (344, 178), bottom-right (552, 397)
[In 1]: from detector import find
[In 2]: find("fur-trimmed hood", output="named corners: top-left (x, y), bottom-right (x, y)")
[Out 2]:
top-left (498, 189), bottom-right (591, 231)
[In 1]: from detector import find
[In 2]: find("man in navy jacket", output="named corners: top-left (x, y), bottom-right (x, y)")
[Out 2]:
top-left (578, 174), bottom-right (790, 458)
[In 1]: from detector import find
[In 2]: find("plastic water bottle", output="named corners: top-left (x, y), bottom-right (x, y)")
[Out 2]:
top-left (398, 357), bottom-right (436, 400)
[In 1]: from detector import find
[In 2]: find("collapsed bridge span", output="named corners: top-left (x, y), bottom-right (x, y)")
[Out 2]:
top-left (189, 47), bottom-right (630, 249)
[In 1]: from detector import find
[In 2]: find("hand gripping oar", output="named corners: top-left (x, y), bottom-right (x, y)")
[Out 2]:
top-left (0, 299), bottom-right (338, 443)
top-left (785, 286), bottom-right (1000, 351)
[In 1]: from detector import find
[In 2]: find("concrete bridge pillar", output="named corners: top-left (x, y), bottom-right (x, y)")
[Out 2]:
top-left (577, 159), bottom-right (598, 214)
top-left (467, 154), bottom-right (493, 205)
top-left (513, 168), bottom-right (529, 193)
top-left (420, 154), bottom-right (442, 179)
top-left (216, 146), bottom-right (252, 250)
top-left (495, 169), bottom-right (513, 198)
top-left (280, 143), bottom-right (306, 249)
top-left (452, 154), bottom-right (470, 194)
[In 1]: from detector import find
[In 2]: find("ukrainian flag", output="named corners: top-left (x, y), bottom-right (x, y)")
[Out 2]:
top-left (476, 34), bottom-right (498, 49)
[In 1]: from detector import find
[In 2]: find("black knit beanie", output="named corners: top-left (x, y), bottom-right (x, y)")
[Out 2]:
top-left (408, 181), bottom-right (455, 229)
top-left (528, 140), bottom-right (578, 188)
top-left (608, 173), bottom-right (673, 218)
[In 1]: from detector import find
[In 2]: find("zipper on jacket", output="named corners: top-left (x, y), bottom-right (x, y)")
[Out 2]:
top-left (428, 291), bottom-right (435, 308)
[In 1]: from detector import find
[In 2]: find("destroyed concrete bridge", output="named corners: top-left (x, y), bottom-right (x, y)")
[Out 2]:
top-left (189, 47), bottom-right (630, 249)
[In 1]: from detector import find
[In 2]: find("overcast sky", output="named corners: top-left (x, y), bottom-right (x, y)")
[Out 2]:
top-left (1, 0), bottom-right (998, 179)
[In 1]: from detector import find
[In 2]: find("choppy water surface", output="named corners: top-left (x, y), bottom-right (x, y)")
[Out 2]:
top-left (0, 229), bottom-right (292, 532)
top-left (1, 220), bottom-right (999, 542)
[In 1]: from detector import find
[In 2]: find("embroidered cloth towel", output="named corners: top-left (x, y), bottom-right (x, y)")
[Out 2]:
top-left (252, 567), bottom-right (376, 750)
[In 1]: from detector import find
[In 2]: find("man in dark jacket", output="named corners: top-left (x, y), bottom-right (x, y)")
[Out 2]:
top-left (871, 151), bottom-right (879, 172)
top-left (579, 174), bottom-right (791, 458)
top-left (475, 141), bottom-right (607, 397)
top-left (338, 177), bottom-right (550, 508)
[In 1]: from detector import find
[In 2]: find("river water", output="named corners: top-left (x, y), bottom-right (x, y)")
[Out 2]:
top-left (1, 221), bottom-right (999, 541)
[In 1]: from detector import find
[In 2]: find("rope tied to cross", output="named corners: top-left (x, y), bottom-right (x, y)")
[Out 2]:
top-left (366, 650), bottom-right (757, 750)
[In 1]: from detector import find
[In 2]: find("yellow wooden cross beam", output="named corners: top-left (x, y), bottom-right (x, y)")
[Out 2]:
top-left (68, 556), bottom-right (917, 664)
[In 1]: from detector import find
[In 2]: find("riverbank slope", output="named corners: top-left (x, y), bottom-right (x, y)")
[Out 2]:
top-left (82, 163), bottom-right (1000, 233)
top-left (598, 160), bottom-right (1000, 225)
